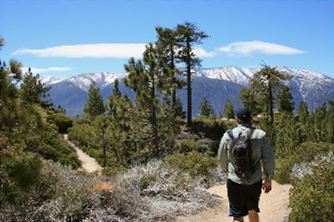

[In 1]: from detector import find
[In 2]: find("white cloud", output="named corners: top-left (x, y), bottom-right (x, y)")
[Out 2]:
top-left (12, 43), bottom-right (147, 58)
top-left (193, 47), bottom-right (216, 57)
top-left (12, 43), bottom-right (215, 59)
top-left (218, 41), bottom-right (306, 56)
top-left (22, 66), bottom-right (72, 74)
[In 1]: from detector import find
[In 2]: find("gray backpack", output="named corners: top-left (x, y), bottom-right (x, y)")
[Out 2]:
top-left (228, 129), bottom-right (254, 178)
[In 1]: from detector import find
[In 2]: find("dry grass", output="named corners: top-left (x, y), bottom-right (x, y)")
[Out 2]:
top-left (1, 160), bottom-right (223, 222)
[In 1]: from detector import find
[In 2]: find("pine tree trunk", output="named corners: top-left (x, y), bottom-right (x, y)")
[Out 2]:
top-left (186, 38), bottom-right (192, 126)
top-left (151, 75), bottom-right (159, 157)
top-left (102, 124), bottom-right (107, 167)
top-left (151, 106), bottom-right (159, 157)
top-left (170, 46), bottom-right (177, 118)
top-left (103, 146), bottom-right (107, 167)
top-left (267, 74), bottom-right (275, 144)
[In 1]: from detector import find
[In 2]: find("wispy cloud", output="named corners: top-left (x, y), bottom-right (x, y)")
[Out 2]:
top-left (22, 66), bottom-right (72, 74)
top-left (12, 43), bottom-right (214, 59)
top-left (193, 47), bottom-right (216, 57)
top-left (13, 43), bottom-right (147, 58)
top-left (218, 41), bottom-right (306, 56)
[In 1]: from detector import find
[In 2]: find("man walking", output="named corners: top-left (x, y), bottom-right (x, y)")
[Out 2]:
top-left (218, 108), bottom-right (275, 222)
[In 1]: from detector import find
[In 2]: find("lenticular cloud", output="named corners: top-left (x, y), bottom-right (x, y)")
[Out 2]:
top-left (219, 41), bottom-right (305, 56)
top-left (12, 43), bottom-right (147, 58)
top-left (12, 43), bottom-right (214, 59)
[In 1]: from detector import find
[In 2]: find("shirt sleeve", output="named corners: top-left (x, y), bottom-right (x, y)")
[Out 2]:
top-left (217, 132), bottom-right (230, 173)
top-left (261, 136), bottom-right (275, 182)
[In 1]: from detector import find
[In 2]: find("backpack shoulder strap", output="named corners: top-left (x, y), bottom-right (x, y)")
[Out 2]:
top-left (248, 128), bottom-right (255, 139)
top-left (227, 129), bottom-right (235, 140)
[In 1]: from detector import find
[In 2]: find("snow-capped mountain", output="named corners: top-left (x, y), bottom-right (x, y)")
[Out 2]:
top-left (275, 67), bottom-right (334, 110)
top-left (42, 66), bottom-right (334, 116)
top-left (39, 76), bottom-right (64, 85)
top-left (194, 66), bottom-right (251, 85)
top-left (45, 72), bottom-right (126, 92)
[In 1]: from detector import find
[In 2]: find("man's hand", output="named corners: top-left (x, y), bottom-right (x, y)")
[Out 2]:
top-left (262, 181), bottom-right (272, 193)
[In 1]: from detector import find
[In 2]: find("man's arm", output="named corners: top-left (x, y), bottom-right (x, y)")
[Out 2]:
top-left (261, 136), bottom-right (275, 192)
top-left (217, 132), bottom-right (230, 173)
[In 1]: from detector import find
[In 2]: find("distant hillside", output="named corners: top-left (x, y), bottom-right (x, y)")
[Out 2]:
top-left (41, 66), bottom-right (334, 116)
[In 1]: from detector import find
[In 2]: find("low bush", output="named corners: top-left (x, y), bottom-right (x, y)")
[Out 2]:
top-left (0, 147), bottom-right (42, 204)
top-left (274, 142), bottom-right (334, 183)
top-left (47, 112), bottom-right (73, 134)
top-left (190, 119), bottom-right (226, 142)
top-left (293, 142), bottom-right (334, 162)
top-left (103, 165), bottom-right (128, 178)
top-left (139, 174), bottom-right (157, 190)
top-left (0, 158), bottom-right (222, 222)
top-left (274, 156), bottom-right (298, 184)
top-left (0, 160), bottom-right (102, 221)
top-left (25, 130), bottom-right (80, 168)
top-left (289, 161), bottom-right (334, 222)
top-left (177, 140), bottom-right (202, 153)
top-left (107, 160), bottom-right (221, 221)
top-left (196, 138), bottom-right (216, 154)
top-left (163, 151), bottom-right (217, 178)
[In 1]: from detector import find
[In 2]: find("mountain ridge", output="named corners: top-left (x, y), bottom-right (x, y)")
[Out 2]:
top-left (42, 66), bottom-right (334, 116)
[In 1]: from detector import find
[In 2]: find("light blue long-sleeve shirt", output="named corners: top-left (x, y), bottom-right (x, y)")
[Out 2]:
top-left (218, 124), bottom-right (275, 185)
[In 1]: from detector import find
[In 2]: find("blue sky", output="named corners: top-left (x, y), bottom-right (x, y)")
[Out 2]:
top-left (1, 0), bottom-right (334, 78)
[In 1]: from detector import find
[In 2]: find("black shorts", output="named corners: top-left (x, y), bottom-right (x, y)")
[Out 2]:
top-left (227, 179), bottom-right (262, 217)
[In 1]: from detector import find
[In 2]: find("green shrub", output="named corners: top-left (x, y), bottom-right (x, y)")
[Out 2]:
top-left (220, 119), bottom-right (237, 130)
top-left (294, 142), bottom-right (334, 162)
top-left (139, 174), bottom-right (157, 190)
top-left (25, 130), bottom-right (80, 168)
top-left (190, 119), bottom-right (226, 142)
top-left (103, 165), bottom-right (128, 177)
top-left (8, 155), bottom-right (42, 189)
top-left (177, 138), bottom-right (216, 155)
top-left (163, 151), bottom-right (217, 177)
top-left (47, 112), bottom-right (73, 134)
top-left (289, 161), bottom-right (334, 222)
top-left (1, 148), bottom-right (42, 204)
top-left (275, 142), bottom-right (334, 184)
top-left (178, 140), bottom-right (199, 153)
top-left (68, 122), bottom-right (96, 148)
top-left (274, 156), bottom-right (298, 184)
top-left (196, 138), bottom-right (216, 154)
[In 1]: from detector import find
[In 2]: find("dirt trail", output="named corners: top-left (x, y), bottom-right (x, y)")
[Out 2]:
top-left (64, 134), bottom-right (103, 175)
top-left (175, 181), bottom-right (291, 222)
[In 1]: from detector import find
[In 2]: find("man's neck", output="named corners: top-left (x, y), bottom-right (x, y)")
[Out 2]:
top-left (238, 123), bottom-right (252, 128)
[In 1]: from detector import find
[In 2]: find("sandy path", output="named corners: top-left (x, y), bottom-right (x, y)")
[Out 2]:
top-left (175, 181), bottom-right (291, 222)
top-left (64, 134), bottom-right (103, 175)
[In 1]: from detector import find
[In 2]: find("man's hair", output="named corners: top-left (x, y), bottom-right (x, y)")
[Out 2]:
top-left (236, 108), bottom-right (251, 123)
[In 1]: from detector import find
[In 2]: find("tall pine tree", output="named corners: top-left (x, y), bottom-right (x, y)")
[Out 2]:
top-left (222, 100), bottom-right (235, 119)
top-left (240, 65), bottom-right (291, 142)
top-left (83, 82), bottom-right (105, 118)
top-left (107, 78), bottom-right (135, 165)
top-left (176, 22), bottom-right (208, 126)
top-left (311, 103), bottom-right (327, 142)
top-left (298, 101), bottom-right (309, 123)
top-left (0, 39), bottom-right (22, 132)
top-left (297, 101), bottom-right (311, 142)
top-left (20, 68), bottom-right (52, 108)
top-left (124, 44), bottom-right (161, 157)
top-left (199, 97), bottom-right (215, 117)
top-left (325, 101), bottom-right (334, 143)
top-left (155, 26), bottom-right (185, 118)
top-left (239, 87), bottom-right (259, 114)
top-left (277, 85), bottom-right (294, 114)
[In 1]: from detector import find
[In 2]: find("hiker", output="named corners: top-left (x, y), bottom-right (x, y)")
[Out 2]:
top-left (218, 108), bottom-right (275, 222)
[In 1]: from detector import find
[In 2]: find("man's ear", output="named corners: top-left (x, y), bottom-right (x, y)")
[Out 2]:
top-left (236, 117), bottom-right (242, 124)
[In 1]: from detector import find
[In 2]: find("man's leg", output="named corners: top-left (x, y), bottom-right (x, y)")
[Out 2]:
top-left (248, 210), bottom-right (259, 222)
top-left (233, 216), bottom-right (244, 222)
